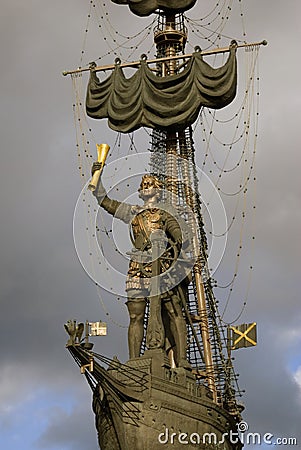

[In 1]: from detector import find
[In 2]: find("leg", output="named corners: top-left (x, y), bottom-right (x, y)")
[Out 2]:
top-left (163, 292), bottom-right (190, 369)
top-left (162, 302), bottom-right (176, 366)
top-left (126, 289), bottom-right (147, 359)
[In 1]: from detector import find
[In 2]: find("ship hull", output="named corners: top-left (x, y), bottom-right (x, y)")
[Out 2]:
top-left (92, 350), bottom-right (242, 450)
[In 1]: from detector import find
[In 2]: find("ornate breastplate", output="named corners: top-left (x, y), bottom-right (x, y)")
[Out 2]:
top-left (131, 208), bottom-right (164, 242)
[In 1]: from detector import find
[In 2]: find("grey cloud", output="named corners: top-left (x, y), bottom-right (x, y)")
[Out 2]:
top-left (34, 398), bottom-right (99, 450)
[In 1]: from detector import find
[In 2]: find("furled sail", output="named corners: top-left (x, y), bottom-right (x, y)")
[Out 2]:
top-left (86, 48), bottom-right (237, 133)
top-left (111, 0), bottom-right (197, 16)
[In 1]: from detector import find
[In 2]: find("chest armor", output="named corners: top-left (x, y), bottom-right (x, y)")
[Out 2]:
top-left (131, 208), bottom-right (164, 248)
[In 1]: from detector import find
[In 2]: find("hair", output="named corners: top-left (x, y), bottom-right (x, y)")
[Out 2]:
top-left (139, 174), bottom-right (164, 190)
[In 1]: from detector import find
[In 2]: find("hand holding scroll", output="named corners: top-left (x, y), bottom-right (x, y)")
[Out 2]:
top-left (88, 143), bottom-right (110, 191)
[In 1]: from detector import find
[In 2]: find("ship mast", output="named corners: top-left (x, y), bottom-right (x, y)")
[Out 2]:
top-left (150, 10), bottom-right (217, 400)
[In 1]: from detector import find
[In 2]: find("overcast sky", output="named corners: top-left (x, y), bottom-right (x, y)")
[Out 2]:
top-left (0, 1), bottom-right (301, 449)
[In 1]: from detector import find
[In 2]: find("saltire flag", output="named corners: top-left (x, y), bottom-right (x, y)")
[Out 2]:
top-left (230, 322), bottom-right (257, 350)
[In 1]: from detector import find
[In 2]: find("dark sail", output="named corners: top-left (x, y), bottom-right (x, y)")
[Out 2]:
top-left (111, 0), bottom-right (197, 16)
top-left (86, 48), bottom-right (237, 133)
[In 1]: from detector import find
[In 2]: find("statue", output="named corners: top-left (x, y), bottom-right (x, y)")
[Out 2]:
top-left (64, 320), bottom-right (85, 346)
top-left (91, 163), bottom-right (192, 368)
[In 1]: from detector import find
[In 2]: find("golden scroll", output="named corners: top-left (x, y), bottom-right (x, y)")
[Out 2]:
top-left (88, 143), bottom-right (110, 191)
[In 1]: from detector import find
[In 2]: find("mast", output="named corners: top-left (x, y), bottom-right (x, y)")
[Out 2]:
top-left (150, 9), bottom-right (217, 400)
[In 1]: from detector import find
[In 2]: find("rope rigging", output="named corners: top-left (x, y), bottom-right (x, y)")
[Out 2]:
top-left (79, 0), bottom-right (156, 66)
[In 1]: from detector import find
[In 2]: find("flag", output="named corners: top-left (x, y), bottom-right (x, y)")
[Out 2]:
top-left (230, 322), bottom-right (257, 350)
top-left (89, 321), bottom-right (107, 336)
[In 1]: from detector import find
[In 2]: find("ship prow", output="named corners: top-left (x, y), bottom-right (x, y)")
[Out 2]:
top-left (68, 345), bottom-right (243, 450)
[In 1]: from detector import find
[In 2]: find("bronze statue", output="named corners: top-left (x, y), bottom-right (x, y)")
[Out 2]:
top-left (92, 163), bottom-right (191, 368)
top-left (64, 320), bottom-right (85, 346)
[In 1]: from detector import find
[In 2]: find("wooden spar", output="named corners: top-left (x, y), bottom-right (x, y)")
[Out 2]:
top-left (62, 40), bottom-right (267, 76)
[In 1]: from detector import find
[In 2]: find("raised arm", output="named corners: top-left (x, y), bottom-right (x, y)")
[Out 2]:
top-left (91, 162), bottom-right (133, 223)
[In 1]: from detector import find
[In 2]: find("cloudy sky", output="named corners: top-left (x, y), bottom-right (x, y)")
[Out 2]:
top-left (1, 1), bottom-right (300, 449)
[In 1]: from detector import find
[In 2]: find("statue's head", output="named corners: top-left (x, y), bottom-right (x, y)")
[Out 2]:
top-left (138, 174), bottom-right (164, 201)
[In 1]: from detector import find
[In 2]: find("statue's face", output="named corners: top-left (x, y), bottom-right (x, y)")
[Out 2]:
top-left (139, 176), bottom-right (159, 200)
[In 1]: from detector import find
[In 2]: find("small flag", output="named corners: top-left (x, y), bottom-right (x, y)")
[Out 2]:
top-left (89, 321), bottom-right (107, 336)
top-left (230, 322), bottom-right (257, 350)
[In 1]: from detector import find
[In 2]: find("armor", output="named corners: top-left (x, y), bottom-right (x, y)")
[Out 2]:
top-left (95, 189), bottom-right (183, 291)
top-left (127, 207), bottom-right (178, 290)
